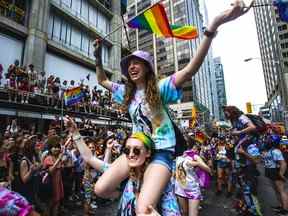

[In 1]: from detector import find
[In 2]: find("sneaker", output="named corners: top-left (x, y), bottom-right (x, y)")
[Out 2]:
top-left (21, 100), bottom-right (24, 104)
top-left (272, 206), bottom-right (283, 212)
top-left (277, 209), bottom-right (288, 216)
top-left (25, 100), bottom-right (28, 104)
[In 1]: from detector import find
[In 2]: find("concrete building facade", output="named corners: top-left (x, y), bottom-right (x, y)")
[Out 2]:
top-left (213, 57), bottom-right (227, 121)
top-left (253, 0), bottom-right (288, 122)
top-left (0, 0), bottom-right (122, 89)
top-left (124, 0), bottom-right (217, 120)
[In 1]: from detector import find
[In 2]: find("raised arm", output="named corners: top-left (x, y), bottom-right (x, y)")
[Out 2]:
top-left (64, 116), bottom-right (107, 172)
top-left (93, 39), bottom-right (113, 91)
top-left (173, 0), bottom-right (254, 88)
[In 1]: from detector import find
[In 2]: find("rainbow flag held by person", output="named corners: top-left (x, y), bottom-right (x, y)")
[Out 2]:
top-left (127, 3), bottom-right (198, 40)
top-left (64, 87), bottom-right (84, 106)
top-left (273, 0), bottom-right (288, 22)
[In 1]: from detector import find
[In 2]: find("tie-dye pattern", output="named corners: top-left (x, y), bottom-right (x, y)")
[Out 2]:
top-left (0, 187), bottom-right (33, 216)
top-left (117, 177), bottom-right (181, 216)
top-left (111, 75), bottom-right (182, 152)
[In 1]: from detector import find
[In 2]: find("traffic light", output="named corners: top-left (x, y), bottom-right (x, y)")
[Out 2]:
top-left (246, 102), bottom-right (252, 113)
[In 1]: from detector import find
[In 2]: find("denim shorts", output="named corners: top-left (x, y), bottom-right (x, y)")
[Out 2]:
top-left (151, 150), bottom-right (174, 172)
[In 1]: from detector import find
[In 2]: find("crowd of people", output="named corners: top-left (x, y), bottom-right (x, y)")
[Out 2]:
top-left (0, 61), bottom-right (123, 115)
top-left (2, 106), bottom-right (288, 216)
top-left (3, 1), bottom-right (288, 216)
top-left (0, 117), bottom-right (130, 216)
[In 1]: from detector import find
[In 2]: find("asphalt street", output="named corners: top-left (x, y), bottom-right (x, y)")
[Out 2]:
top-left (69, 166), bottom-right (284, 216)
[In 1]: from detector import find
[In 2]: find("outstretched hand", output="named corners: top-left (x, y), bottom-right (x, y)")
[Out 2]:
top-left (209, 0), bottom-right (254, 31)
top-left (93, 38), bottom-right (102, 59)
top-left (63, 115), bottom-right (78, 134)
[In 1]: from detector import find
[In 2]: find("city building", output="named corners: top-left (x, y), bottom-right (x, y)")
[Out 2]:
top-left (0, 0), bottom-right (122, 88)
top-left (124, 0), bottom-right (217, 122)
top-left (214, 57), bottom-right (227, 121)
top-left (253, 0), bottom-right (288, 122)
top-left (0, 0), bottom-right (125, 130)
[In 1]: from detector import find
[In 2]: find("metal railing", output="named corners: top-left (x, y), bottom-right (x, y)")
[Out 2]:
top-left (0, 87), bottom-right (129, 120)
top-left (0, 0), bottom-right (25, 25)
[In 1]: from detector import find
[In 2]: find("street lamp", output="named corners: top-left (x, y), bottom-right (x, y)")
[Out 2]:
top-left (244, 57), bottom-right (287, 125)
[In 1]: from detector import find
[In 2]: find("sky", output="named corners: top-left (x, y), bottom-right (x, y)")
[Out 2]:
top-left (204, 0), bottom-right (267, 113)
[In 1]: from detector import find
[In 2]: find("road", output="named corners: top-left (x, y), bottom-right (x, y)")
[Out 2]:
top-left (69, 166), bottom-right (283, 216)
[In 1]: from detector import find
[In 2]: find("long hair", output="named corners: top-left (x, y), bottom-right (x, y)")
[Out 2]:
top-left (122, 61), bottom-right (162, 118)
top-left (223, 106), bottom-right (243, 122)
top-left (22, 139), bottom-right (34, 161)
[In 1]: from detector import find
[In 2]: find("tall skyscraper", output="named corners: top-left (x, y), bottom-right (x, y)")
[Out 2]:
top-left (124, 0), bottom-right (217, 119)
top-left (214, 57), bottom-right (227, 121)
top-left (253, 0), bottom-right (288, 122)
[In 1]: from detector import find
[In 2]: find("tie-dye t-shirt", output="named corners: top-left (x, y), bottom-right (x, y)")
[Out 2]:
top-left (111, 75), bottom-right (182, 152)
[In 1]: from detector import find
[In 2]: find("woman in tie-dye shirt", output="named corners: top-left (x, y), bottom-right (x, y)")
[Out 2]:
top-left (0, 186), bottom-right (39, 216)
top-left (90, 1), bottom-right (253, 214)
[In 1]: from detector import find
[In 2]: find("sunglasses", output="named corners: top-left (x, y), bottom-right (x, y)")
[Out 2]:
top-left (123, 147), bottom-right (142, 156)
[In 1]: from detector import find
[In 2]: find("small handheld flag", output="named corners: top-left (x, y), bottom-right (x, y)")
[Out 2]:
top-left (64, 87), bottom-right (84, 106)
top-left (127, 3), bottom-right (198, 40)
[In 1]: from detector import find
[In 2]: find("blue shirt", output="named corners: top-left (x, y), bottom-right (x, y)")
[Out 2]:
top-left (263, 148), bottom-right (284, 169)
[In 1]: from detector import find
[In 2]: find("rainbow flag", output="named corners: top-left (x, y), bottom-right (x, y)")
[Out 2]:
top-left (127, 3), bottom-right (198, 40)
top-left (64, 87), bottom-right (84, 106)
top-left (195, 131), bottom-right (206, 144)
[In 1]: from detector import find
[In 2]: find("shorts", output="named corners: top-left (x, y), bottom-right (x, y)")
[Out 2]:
top-left (151, 150), bottom-right (174, 172)
top-left (265, 168), bottom-right (282, 181)
top-left (217, 160), bottom-right (230, 168)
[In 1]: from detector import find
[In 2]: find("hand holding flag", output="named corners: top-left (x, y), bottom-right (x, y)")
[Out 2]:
top-left (209, 0), bottom-right (254, 32)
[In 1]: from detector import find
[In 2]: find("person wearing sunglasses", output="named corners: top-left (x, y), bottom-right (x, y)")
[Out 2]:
top-left (93, 1), bottom-right (254, 214)
top-left (64, 116), bottom-right (180, 216)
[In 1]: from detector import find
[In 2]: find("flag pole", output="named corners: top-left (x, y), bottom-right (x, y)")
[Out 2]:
top-left (102, 1), bottom-right (164, 41)
top-left (121, 14), bottom-right (132, 51)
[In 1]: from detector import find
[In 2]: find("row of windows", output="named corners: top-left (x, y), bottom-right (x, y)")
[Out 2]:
top-left (52, 0), bottom-right (110, 35)
top-left (279, 32), bottom-right (288, 40)
top-left (278, 24), bottom-right (287, 31)
top-left (282, 52), bottom-right (288, 58)
top-left (48, 13), bottom-right (110, 64)
top-left (281, 42), bottom-right (288, 49)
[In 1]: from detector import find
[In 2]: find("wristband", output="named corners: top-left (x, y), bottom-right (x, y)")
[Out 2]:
top-left (203, 29), bottom-right (217, 38)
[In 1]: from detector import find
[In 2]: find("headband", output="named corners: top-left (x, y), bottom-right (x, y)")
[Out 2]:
top-left (130, 132), bottom-right (154, 150)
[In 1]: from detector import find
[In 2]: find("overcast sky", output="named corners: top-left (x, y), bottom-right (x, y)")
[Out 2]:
top-left (204, 0), bottom-right (267, 113)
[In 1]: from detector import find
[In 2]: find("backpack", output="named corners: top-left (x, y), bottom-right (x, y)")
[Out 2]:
top-left (246, 114), bottom-right (267, 134)
top-left (170, 121), bottom-right (187, 157)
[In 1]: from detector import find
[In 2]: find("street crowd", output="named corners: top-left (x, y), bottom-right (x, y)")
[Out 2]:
top-left (1, 107), bottom-right (288, 216)
top-left (2, 1), bottom-right (288, 216)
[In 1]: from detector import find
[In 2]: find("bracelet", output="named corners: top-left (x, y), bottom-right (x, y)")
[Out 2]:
top-left (203, 28), bottom-right (218, 38)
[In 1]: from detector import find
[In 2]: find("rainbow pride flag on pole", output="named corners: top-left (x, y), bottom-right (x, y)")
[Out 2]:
top-left (127, 3), bottom-right (198, 40)
top-left (64, 86), bottom-right (84, 106)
